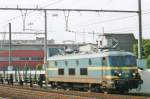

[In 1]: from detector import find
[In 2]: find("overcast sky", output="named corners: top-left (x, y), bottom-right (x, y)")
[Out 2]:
top-left (0, 0), bottom-right (150, 43)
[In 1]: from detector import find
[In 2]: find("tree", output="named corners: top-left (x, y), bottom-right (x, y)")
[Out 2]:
top-left (133, 44), bottom-right (138, 57)
top-left (132, 39), bottom-right (150, 68)
top-left (133, 39), bottom-right (150, 58)
top-left (144, 42), bottom-right (150, 58)
top-left (147, 55), bottom-right (150, 68)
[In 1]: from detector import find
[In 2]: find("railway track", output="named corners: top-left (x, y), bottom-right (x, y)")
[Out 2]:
top-left (0, 84), bottom-right (149, 99)
top-left (0, 85), bottom-right (87, 99)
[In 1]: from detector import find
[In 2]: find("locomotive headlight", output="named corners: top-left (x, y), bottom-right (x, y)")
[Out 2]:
top-left (114, 70), bottom-right (122, 77)
top-left (118, 73), bottom-right (122, 76)
top-left (132, 73), bottom-right (136, 76)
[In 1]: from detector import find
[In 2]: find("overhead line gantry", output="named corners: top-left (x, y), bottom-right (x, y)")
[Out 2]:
top-left (0, 0), bottom-right (142, 69)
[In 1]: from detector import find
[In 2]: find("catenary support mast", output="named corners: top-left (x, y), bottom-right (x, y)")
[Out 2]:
top-left (44, 10), bottom-right (47, 69)
top-left (8, 23), bottom-right (12, 67)
top-left (138, 0), bottom-right (142, 59)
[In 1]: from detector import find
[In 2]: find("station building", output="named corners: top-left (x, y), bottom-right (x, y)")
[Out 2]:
top-left (0, 33), bottom-right (136, 70)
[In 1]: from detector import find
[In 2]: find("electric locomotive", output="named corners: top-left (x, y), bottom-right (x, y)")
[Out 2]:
top-left (46, 51), bottom-right (143, 92)
top-left (46, 36), bottom-right (143, 92)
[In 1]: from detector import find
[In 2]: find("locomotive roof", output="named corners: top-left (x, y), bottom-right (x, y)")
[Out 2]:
top-left (47, 51), bottom-right (135, 61)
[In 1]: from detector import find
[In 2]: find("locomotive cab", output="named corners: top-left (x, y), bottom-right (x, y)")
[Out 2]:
top-left (107, 52), bottom-right (143, 92)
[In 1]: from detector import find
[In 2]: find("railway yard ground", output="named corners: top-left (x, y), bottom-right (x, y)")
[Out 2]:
top-left (0, 84), bottom-right (149, 99)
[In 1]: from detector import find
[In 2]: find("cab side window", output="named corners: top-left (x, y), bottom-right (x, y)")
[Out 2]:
top-left (102, 57), bottom-right (107, 66)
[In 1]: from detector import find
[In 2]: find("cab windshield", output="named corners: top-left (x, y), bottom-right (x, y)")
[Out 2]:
top-left (109, 55), bottom-right (137, 66)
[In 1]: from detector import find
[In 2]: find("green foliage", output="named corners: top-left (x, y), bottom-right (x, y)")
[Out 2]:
top-left (36, 64), bottom-right (43, 71)
top-left (133, 44), bottom-right (138, 57)
top-left (144, 42), bottom-right (150, 58)
top-left (24, 65), bottom-right (29, 82)
top-left (34, 71), bottom-right (37, 83)
top-left (133, 39), bottom-right (150, 68)
top-left (133, 39), bottom-right (150, 58)
top-left (143, 39), bottom-right (150, 44)
top-left (147, 55), bottom-right (150, 68)
top-left (24, 66), bottom-right (29, 71)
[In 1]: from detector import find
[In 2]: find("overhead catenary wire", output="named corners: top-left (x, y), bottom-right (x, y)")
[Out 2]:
top-left (106, 23), bottom-right (150, 33)
top-left (0, 8), bottom-right (147, 27)
top-left (0, 7), bottom-right (140, 39)
top-left (0, 8), bottom-right (149, 39)
top-left (63, 11), bottom-right (70, 31)
top-left (0, 0), bottom-right (65, 45)
top-left (41, 0), bottom-right (65, 8)
top-left (0, 25), bottom-right (7, 48)
top-left (0, 8), bottom-right (149, 30)
top-left (0, 32), bottom-right (44, 34)
top-left (71, 11), bottom-right (150, 29)
top-left (0, 0), bottom-right (149, 29)
top-left (71, 14), bottom-right (138, 28)
top-left (107, 25), bottom-right (150, 33)
top-left (20, 10), bottom-right (28, 31)
top-left (0, 0), bottom-right (65, 27)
